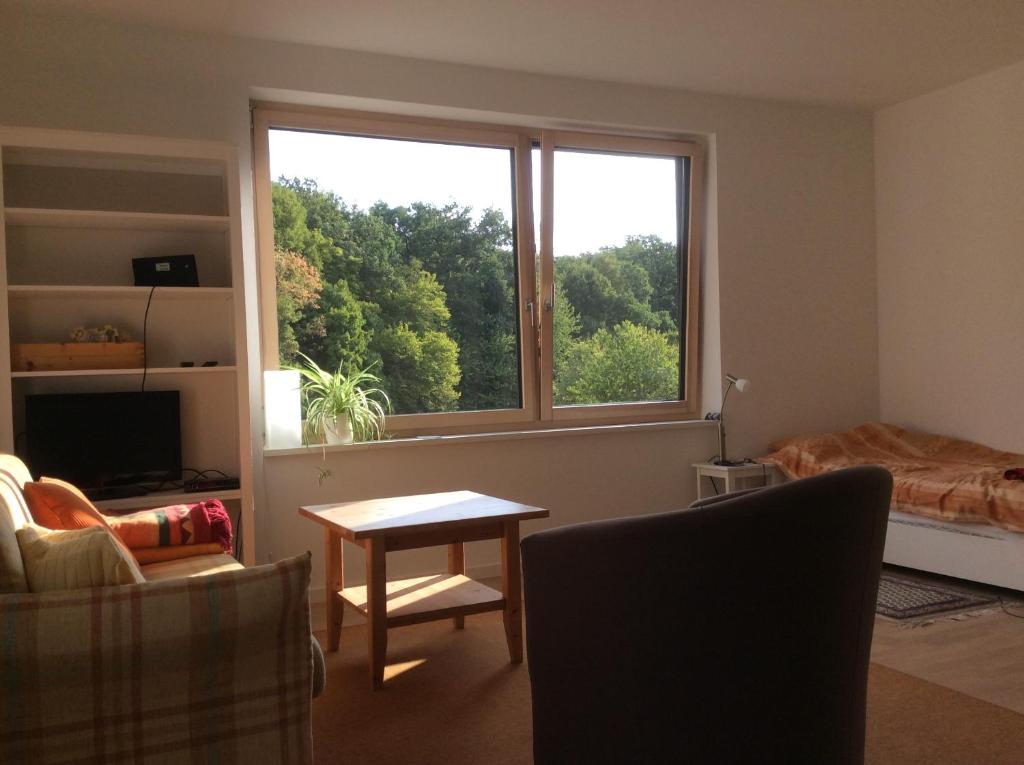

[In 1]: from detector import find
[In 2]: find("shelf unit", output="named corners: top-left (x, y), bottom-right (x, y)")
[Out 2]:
top-left (7, 285), bottom-right (234, 299)
top-left (4, 208), bottom-right (232, 232)
top-left (11, 366), bottom-right (238, 379)
top-left (0, 126), bottom-right (254, 563)
top-left (96, 488), bottom-right (243, 513)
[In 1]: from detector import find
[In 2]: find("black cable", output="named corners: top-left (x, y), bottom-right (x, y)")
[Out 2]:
top-left (140, 286), bottom-right (156, 392)
top-left (234, 509), bottom-right (242, 561)
top-left (707, 476), bottom-right (720, 495)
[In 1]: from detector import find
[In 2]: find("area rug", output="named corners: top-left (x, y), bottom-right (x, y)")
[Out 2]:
top-left (876, 573), bottom-right (996, 620)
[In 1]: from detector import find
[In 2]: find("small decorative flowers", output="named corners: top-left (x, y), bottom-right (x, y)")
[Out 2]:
top-left (69, 325), bottom-right (131, 343)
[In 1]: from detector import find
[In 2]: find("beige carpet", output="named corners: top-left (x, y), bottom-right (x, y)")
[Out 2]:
top-left (313, 613), bottom-right (1024, 764)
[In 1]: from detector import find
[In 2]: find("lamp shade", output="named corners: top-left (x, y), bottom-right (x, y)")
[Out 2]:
top-left (734, 378), bottom-right (751, 393)
top-left (264, 370), bottom-right (302, 449)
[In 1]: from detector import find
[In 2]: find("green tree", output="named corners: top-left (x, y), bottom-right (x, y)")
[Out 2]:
top-left (271, 184), bottom-right (343, 273)
top-left (373, 201), bottom-right (519, 411)
top-left (551, 287), bottom-right (583, 402)
top-left (374, 323), bottom-right (461, 413)
top-left (271, 176), bottom-right (683, 416)
top-left (609, 235), bottom-right (680, 320)
top-left (375, 263), bottom-right (450, 334)
top-left (565, 321), bottom-right (678, 405)
top-left (298, 279), bottom-right (369, 374)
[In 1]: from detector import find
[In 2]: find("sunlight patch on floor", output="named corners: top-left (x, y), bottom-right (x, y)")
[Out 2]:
top-left (384, 658), bottom-right (428, 680)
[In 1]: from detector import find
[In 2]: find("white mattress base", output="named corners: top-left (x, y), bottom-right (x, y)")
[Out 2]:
top-left (884, 511), bottom-right (1024, 592)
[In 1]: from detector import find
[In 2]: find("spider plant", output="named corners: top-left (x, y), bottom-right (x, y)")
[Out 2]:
top-left (290, 354), bottom-right (390, 444)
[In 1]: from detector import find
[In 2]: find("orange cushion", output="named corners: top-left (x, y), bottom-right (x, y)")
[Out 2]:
top-left (132, 543), bottom-right (224, 565)
top-left (23, 479), bottom-right (111, 531)
top-left (22, 479), bottom-right (147, 571)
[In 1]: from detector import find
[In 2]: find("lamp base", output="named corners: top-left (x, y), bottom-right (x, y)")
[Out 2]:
top-left (713, 458), bottom-right (748, 467)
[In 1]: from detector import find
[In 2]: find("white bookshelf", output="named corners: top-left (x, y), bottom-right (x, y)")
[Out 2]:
top-left (7, 285), bottom-right (234, 299)
top-left (11, 365), bottom-right (238, 379)
top-left (96, 488), bottom-right (243, 513)
top-left (0, 126), bottom-right (254, 563)
top-left (4, 208), bottom-right (232, 232)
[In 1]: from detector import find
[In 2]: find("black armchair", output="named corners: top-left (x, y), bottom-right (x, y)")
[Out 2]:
top-left (521, 466), bottom-right (892, 765)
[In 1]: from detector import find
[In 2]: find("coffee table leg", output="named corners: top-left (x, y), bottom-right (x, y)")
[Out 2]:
top-left (448, 541), bottom-right (466, 629)
top-left (325, 528), bottom-right (344, 652)
top-left (365, 538), bottom-right (388, 689)
top-left (499, 520), bottom-right (523, 663)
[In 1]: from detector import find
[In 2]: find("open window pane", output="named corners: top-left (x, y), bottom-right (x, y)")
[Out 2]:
top-left (268, 129), bottom-right (522, 415)
top-left (548, 148), bottom-right (685, 406)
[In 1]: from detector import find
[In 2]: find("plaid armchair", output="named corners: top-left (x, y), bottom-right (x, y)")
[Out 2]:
top-left (1, 553), bottom-right (316, 764)
top-left (0, 455), bottom-right (320, 765)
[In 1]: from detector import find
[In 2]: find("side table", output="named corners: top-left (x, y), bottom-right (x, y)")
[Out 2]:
top-left (299, 490), bottom-right (549, 689)
top-left (693, 461), bottom-right (782, 500)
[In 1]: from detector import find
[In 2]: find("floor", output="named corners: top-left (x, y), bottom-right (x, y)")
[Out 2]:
top-left (871, 567), bottom-right (1024, 714)
top-left (311, 569), bottom-right (1024, 764)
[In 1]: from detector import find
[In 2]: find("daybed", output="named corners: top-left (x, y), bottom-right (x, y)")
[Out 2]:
top-left (762, 422), bottom-right (1024, 591)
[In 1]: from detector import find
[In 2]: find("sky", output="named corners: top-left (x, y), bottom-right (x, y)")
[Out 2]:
top-left (269, 129), bottom-right (678, 256)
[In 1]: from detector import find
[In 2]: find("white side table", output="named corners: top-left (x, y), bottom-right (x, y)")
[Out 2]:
top-left (693, 462), bottom-right (782, 500)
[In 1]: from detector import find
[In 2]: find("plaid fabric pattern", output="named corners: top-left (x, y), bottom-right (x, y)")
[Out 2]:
top-left (1, 553), bottom-right (313, 765)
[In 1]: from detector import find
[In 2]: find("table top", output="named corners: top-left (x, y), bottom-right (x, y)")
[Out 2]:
top-left (693, 461), bottom-right (778, 475)
top-left (299, 490), bottom-right (549, 540)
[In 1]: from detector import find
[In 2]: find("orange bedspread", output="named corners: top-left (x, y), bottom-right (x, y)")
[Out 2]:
top-left (761, 422), bottom-right (1024, 532)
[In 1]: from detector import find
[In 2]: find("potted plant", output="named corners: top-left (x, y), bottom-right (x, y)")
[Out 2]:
top-left (291, 354), bottom-right (390, 445)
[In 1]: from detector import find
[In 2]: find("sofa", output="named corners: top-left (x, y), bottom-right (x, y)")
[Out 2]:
top-left (0, 454), bottom-right (324, 764)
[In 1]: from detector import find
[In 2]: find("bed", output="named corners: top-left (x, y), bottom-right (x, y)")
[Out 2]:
top-left (761, 422), bottom-right (1024, 592)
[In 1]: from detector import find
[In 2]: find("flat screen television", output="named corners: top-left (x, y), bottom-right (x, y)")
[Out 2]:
top-left (25, 391), bottom-right (182, 493)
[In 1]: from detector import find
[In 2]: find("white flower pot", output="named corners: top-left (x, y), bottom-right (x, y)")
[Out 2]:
top-left (323, 416), bottom-right (354, 445)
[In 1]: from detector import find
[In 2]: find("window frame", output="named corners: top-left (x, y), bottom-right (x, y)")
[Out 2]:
top-left (252, 104), bottom-right (703, 437)
top-left (539, 130), bottom-right (704, 425)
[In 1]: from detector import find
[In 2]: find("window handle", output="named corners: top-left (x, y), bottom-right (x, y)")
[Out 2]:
top-left (525, 299), bottom-right (536, 328)
top-left (544, 283), bottom-right (554, 312)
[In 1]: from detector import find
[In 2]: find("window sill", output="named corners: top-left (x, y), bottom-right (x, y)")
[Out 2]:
top-left (263, 418), bottom-right (717, 457)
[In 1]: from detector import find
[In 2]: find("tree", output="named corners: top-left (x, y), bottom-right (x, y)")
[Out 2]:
top-left (371, 200), bottom-right (519, 411)
top-left (275, 248), bottom-right (322, 364)
top-left (374, 323), bottom-right (461, 413)
top-left (551, 287), bottom-right (583, 403)
top-left (302, 279), bottom-right (369, 374)
top-left (271, 175), bottom-right (683, 416)
top-left (565, 321), bottom-right (678, 405)
top-left (609, 235), bottom-right (680, 321)
top-left (374, 264), bottom-right (450, 334)
top-left (271, 184), bottom-right (344, 273)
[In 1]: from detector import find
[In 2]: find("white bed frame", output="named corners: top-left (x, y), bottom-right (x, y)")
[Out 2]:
top-left (884, 511), bottom-right (1024, 592)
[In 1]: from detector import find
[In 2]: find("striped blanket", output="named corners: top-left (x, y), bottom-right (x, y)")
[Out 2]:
top-left (108, 499), bottom-right (233, 552)
top-left (761, 422), bottom-right (1024, 532)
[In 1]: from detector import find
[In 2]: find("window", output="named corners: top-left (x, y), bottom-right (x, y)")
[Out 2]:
top-left (253, 107), bottom-right (703, 436)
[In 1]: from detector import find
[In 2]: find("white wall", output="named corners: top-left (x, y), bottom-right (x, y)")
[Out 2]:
top-left (0, 3), bottom-right (879, 587)
top-left (875, 60), bottom-right (1024, 453)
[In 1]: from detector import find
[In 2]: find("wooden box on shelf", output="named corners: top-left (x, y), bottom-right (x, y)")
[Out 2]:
top-left (11, 341), bottom-right (145, 372)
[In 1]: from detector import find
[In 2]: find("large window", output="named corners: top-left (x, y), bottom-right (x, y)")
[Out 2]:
top-left (254, 107), bottom-right (703, 436)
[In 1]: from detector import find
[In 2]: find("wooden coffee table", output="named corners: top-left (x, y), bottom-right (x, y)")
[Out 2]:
top-left (299, 490), bottom-right (549, 689)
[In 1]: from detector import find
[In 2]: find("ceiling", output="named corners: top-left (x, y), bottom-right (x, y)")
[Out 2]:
top-left (46, 0), bottom-right (1024, 109)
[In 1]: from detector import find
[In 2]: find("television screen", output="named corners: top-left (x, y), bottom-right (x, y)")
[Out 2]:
top-left (25, 391), bottom-right (182, 490)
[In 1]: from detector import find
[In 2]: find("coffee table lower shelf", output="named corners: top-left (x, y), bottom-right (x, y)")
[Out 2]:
top-left (337, 573), bottom-right (506, 628)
